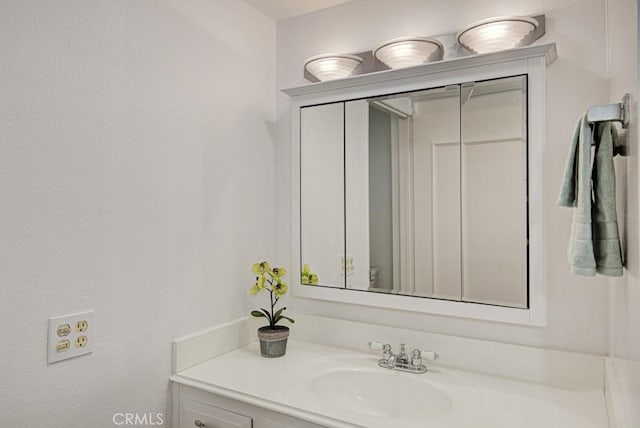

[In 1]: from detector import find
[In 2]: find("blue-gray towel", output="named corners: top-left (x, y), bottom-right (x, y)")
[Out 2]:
top-left (592, 122), bottom-right (623, 276)
top-left (557, 115), bottom-right (623, 276)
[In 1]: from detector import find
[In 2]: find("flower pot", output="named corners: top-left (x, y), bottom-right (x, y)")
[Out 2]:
top-left (257, 326), bottom-right (289, 358)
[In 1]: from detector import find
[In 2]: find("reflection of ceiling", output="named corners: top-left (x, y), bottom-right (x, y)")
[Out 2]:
top-left (371, 76), bottom-right (526, 104)
top-left (242, 0), bottom-right (352, 21)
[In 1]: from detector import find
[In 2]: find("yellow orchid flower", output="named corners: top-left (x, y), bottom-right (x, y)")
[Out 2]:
top-left (309, 273), bottom-right (318, 285)
top-left (257, 275), bottom-right (266, 289)
top-left (269, 267), bottom-right (287, 278)
top-left (249, 283), bottom-right (261, 295)
top-left (248, 260), bottom-right (294, 329)
top-left (249, 275), bottom-right (266, 295)
top-left (251, 261), bottom-right (270, 275)
top-left (301, 264), bottom-right (318, 285)
top-left (273, 280), bottom-right (288, 297)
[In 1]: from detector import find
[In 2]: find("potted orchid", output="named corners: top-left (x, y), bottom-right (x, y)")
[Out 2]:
top-left (249, 261), bottom-right (294, 357)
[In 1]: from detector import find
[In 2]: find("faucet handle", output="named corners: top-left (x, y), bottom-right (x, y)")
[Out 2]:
top-left (368, 341), bottom-right (384, 351)
top-left (417, 349), bottom-right (439, 361)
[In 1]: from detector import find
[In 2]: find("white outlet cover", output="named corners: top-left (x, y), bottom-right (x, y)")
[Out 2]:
top-left (47, 310), bottom-right (94, 364)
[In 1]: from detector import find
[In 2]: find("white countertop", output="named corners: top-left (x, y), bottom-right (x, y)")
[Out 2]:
top-left (170, 340), bottom-right (609, 428)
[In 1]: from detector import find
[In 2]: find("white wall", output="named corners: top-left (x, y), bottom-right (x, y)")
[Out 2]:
top-left (0, 1), bottom-right (275, 427)
top-left (608, 0), bottom-right (640, 424)
top-left (276, 0), bottom-right (613, 354)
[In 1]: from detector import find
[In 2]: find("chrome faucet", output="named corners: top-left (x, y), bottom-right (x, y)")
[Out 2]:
top-left (369, 341), bottom-right (439, 374)
top-left (396, 344), bottom-right (409, 365)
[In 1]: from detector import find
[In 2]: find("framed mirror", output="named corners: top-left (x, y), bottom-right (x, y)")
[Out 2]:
top-left (300, 75), bottom-right (528, 307)
top-left (288, 44), bottom-right (554, 325)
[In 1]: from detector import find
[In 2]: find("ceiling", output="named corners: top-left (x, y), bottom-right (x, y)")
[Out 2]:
top-left (242, 0), bottom-right (352, 21)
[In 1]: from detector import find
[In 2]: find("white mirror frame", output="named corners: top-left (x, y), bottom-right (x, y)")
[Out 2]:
top-left (284, 43), bottom-right (557, 326)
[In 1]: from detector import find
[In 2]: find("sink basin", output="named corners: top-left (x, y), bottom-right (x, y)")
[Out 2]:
top-left (310, 367), bottom-right (453, 420)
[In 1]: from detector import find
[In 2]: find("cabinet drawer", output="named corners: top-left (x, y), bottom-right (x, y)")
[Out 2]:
top-left (180, 398), bottom-right (252, 428)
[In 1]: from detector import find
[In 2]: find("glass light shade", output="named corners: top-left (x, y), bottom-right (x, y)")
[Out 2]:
top-left (457, 16), bottom-right (539, 54)
top-left (304, 54), bottom-right (363, 82)
top-left (373, 36), bottom-right (443, 69)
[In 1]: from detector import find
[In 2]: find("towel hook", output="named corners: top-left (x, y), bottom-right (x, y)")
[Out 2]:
top-left (587, 93), bottom-right (630, 129)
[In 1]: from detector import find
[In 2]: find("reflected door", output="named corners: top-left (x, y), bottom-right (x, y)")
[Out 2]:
top-left (461, 76), bottom-right (528, 307)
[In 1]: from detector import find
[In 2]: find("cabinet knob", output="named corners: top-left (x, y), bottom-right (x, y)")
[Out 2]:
top-left (194, 420), bottom-right (206, 428)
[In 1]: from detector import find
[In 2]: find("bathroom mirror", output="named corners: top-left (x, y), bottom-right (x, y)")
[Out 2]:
top-left (300, 75), bottom-right (528, 308)
top-left (289, 43), bottom-right (554, 325)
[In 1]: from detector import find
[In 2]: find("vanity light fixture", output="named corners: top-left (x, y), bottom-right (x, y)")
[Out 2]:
top-left (301, 15), bottom-right (545, 81)
top-left (373, 36), bottom-right (444, 69)
top-left (304, 53), bottom-right (363, 82)
top-left (457, 16), bottom-right (540, 54)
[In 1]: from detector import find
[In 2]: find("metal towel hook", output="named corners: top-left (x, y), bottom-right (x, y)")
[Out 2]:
top-left (587, 93), bottom-right (630, 129)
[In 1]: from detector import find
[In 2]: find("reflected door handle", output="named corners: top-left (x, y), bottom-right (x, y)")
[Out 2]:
top-left (194, 420), bottom-right (206, 428)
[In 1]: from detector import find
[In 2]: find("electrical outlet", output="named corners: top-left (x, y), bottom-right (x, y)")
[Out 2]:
top-left (47, 311), bottom-right (94, 364)
top-left (75, 335), bottom-right (88, 348)
top-left (75, 320), bottom-right (88, 333)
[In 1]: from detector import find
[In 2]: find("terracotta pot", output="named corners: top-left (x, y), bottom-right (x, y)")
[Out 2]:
top-left (257, 325), bottom-right (289, 358)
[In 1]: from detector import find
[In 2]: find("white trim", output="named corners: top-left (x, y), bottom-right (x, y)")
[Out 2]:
top-left (527, 55), bottom-right (548, 325)
top-left (293, 285), bottom-right (535, 324)
top-left (604, 358), bottom-right (640, 428)
top-left (398, 117), bottom-right (414, 294)
top-left (390, 117), bottom-right (401, 292)
top-left (283, 44), bottom-right (557, 98)
top-left (171, 316), bottom-right (260, 373)
top-left (605, 358), bottom-right (627, 428)
top-left (171, 382), bottom-right (181, 428)
top-left (288, 45), bottom-right (553, 326)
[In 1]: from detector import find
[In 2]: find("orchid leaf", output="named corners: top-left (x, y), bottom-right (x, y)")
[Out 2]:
top-left (260, 307), bottom-right (273, 323)
top-left (273, 307), bottom-right (286, 320)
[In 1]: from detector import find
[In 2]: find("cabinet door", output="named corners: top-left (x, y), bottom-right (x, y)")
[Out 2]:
top-left (180, 398), bottom-right (252, 428)
top-left (300, 102), bottom-right (345, 288)
top-left (460, 75), bottom-right (528, 308)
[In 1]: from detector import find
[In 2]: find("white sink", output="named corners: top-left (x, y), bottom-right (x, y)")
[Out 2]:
top-left (285, 354), bottom-right (475, 426)
top-left (310, 367), bottom-right (453, 420)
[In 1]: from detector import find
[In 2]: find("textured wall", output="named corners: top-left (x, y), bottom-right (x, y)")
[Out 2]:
top-left (276, 0), bottom-right (613, 354)
top-left (0, 1), bottom-right (275, 426)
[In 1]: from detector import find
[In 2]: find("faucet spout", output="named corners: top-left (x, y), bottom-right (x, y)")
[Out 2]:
top-left (370, 341), bottom-right (433, 374)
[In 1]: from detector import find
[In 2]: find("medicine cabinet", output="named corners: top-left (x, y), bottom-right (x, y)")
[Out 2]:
top-left (284, 44), bottom-right (556, 325)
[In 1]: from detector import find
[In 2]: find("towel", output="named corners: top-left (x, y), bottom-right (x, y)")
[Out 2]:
top-left (557, 115), bottom-right (623, 276)
top-left (557, 115), bottom-right (597, 275)
top-left (591, 122), bottom-right (623, 276)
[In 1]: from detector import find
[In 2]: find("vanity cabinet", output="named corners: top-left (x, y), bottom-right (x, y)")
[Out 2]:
top-left (174, 384), bottom-right (327, 428)
top-left (180, 398), bottom-right (252, 428)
